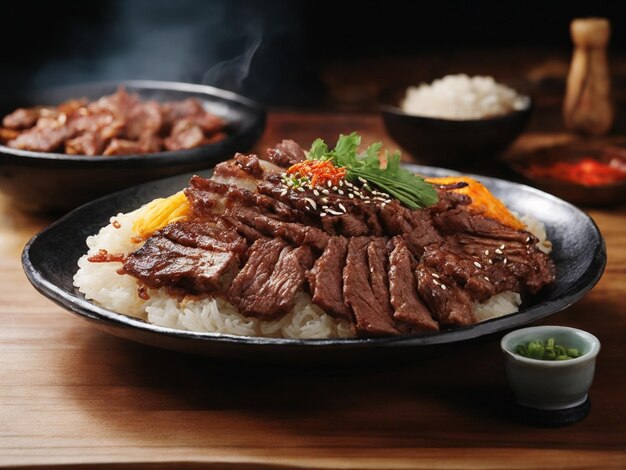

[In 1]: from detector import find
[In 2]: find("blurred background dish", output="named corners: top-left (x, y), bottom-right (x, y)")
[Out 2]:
top-left (380, 81), bottom-right (532, 167)
top-left (508, 141), bottom-right (626, 205)
top-left (0, 80), bottom-right (265, 212)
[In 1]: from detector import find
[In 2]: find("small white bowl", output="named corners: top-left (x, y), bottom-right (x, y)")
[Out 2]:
top-left (501, 326), bottom-right (600, 410)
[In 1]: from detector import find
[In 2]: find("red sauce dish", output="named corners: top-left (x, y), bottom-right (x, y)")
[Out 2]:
top-left (511, 144), bottom-right (626, 206)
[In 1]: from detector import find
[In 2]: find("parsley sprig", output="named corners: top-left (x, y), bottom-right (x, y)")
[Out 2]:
top-left (307, 133), bottom-right (438, 209)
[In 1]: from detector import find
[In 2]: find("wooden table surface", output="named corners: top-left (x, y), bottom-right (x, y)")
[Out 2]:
top-left (2, 112), bottom-right (626, 469)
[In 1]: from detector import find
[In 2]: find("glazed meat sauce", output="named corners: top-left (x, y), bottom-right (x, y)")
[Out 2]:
top-left (120, 140), bottom-right (556, 337)
top-left (0, 87), bottom-right (226, 155)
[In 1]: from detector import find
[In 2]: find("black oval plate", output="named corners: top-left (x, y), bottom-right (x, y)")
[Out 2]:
top-left (22, 166), bottom-right (606, 362)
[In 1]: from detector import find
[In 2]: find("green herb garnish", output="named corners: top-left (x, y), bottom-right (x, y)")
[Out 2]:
top-left (515, 338), bottom-right (583, 361)
top-left (307, 132), bottom-right (438, 209)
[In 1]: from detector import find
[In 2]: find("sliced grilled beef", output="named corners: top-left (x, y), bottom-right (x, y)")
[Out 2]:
top-left (421, 245), bottom-right (496, 302)
top-left (379, 201), bottom-right (443, 257)
top-left (229, 240), bottom-right (314, 319)
top-left (367, 238), bottom-right (393, 319)
top-left (159, 221), bottom-right (247, 257)
top-left (434, 208), bottom-right (532, 244)
top-left (388, 237), bottom-right (439, 331)
top-left (343, 237), bottom-right (398, 336)
top-left (415, 266), bottom-right (475, 326)
top-left (122, 236), bottom-right (239, 294)
top-left (307, 236), bottom-right (351, 319)
top-left (226, 207), bottom-right (329, 251)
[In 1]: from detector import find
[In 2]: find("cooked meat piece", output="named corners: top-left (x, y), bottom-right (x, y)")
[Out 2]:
top-left (161, 98), bottom-right (205, 127)
top-left (103, 138), bottom-right (146, 156)
top-left (56, 98), bottom-right (88, 116)
top-left (416, 265), bottom-right (475, 326)
top-left (307, 236), bottom-right (351, 319)
top-left (2, 107), bottom-right (56, 130)
top-left (335, 213), bottom-right (371, 237)
top-left (214, 153), bottom-right (263, 181)
top-left (379, 201), bottom-right (443, 257)
top-left (0, 127), bottom-right (20, 143)
top-left (388, 237), bottom-right (439, 331)
top-left (7, 117), bottom-right (74, 152)
top-left (229, 239), bottom-right (314, 319)
top-left (125, 100), bottom-right (163, 140)
top-left (367, 238), bottom-right (392, 317)
top-left (434, 208), bottom-right (532, 243)
top-left (220, 216), bottom-right (269, 242)
top-left (122, 236), bottom-right (240, 294)
top-left (159, 221), bottom-right (247, 257)
top-left (265, 139), bottom-right (306, 167)
top-left (234, 153), bottom-right (263, 178)
top-left (421, 245), bottom-right (496, 302)
top-left (70, 110), bottom-right (124, 138)
top-left (89, 87), bottom-right (138, 117)
top-left (65, 132), bottom-right (104, 155)
top-left (164, 118), bottom-right (205, 151)
top-left (226, 207), bottom-right (329, 251)
top-left (343, 237), bottom-right (398, 336)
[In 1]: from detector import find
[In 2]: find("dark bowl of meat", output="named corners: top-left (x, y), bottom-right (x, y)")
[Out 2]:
top-left (0, 80), bottom-right (265, 212)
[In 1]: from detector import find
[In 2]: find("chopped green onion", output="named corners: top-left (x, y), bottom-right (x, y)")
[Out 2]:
top-left (514, 338), bottom-right (583, 361)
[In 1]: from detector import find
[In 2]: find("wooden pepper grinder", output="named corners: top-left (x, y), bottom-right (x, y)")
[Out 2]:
top-left (563, 18), bottom-right (613, 135)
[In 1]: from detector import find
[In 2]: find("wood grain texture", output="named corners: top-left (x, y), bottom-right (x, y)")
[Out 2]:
top-left (1, 112), bottom-right (626, 469)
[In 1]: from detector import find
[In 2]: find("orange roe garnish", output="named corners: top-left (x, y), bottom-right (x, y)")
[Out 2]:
top-left (286, 160), bottom-right (346, 187)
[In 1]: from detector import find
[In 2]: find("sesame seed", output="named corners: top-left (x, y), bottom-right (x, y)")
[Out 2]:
top-left (332, 186), bottom-right (338, 191)
top-left (320, 212), bottom-right (327, 217)
top-left (484, 276), bottom-right (490, 282)
top-left (322, 189), bottom-right (330, 195)
top-left (503, 258), bottom-right (508, 265)
top-left (338, 203), bottom-right (347, 213)
top-left (495, 248), bottom-right (503, 254)
top-left (297, 187), bottom-right (305, 192)
top-left (375, 197), bottom-right (387, 202)
top-left (322, 205), bottom-right (329, 210)
top-left (280, 189), bottom-right (288, 197)
top-left (313, 189), bottom-right (320, 196)
top-left (287, 180), bottom-right (294, 187)
top-left (327, 180), bottom-right (332, 188)
top-left (363, 200), bottom-right (372, 204)
top-left (305, 198), bottom-right (317, 210)
top-left (484, 250), bottom-right (489, 256)
top-left (358, 176), bottom-right (367, 184)
top-left (345, 181), bottom-right (353, 188)
top-left (525, 236), bottom-right (531, 243)
top-left (500, 244), bottom-right (505, 250)
top-left (441, 284), bottom-right (447, 290)
top-left (473, 261), bottom-right (482, 268)
top-left (488, 259), bottom-right (493, 264)
top-left (432, 273), bottom-right (440, 278)
top-left (339, 180), bottom-right (344, 186)
top-left (327, 209), bottom-right (342, 216)
top-left (433, 279), bottom-right (440, 286)
top-left (321, 198), bottom-right (328, 204)
top-left (337, 189), bottom-right (344, 195)
top-left (381, 202), bottom-right (387, 207)
top-left (348, 193), bottom-right (354, 199)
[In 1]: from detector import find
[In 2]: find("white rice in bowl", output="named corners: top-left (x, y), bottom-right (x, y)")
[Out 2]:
top-left (73, 205), bottom-right (550, 339)
top-left (402, 74), bottom-right (530, 120)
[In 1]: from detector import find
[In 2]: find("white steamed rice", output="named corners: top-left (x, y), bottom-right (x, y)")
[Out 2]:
top-left (73, 207), bottom-right (549, 338)
top-left (402, 74), bottom-right (530, 120)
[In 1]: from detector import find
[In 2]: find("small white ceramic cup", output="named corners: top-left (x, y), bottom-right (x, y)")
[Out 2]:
top-left (501, 326), bottom-right (600, 410)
